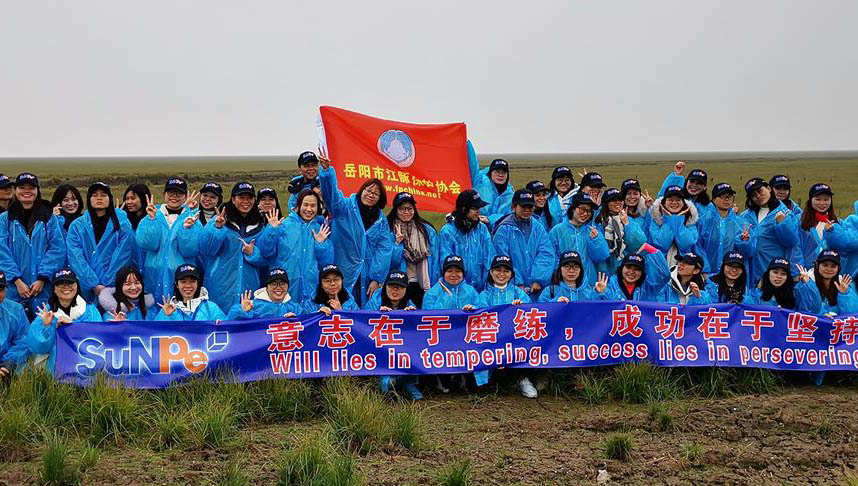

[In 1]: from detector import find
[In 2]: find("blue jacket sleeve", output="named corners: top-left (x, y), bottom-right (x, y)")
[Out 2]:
top-left (467, 140), bottom-right (481, 187)
top-left (0, 214), bottom-right (22, 280)
top-left (673, 215), bottom-right (700, 252)
top-left (824, 223), bottom-right (858, 253)
top-left (38, 216), bottom-right (68, 281)
top-left (648, 216), bottom-right (676, 252)
top-left (199, 222), bottom-right (228, 256)
top-left (643, 250), bottom-right (671, 296)
top-left (314, 232), bottom-right (334, 267)
top-left (203, 302), bottom-right (227, 321)
top-left (258, 224), bottom-right (282, 259)
top-left (836, 287), bottom-right (858, 315)
top-left (585, 227), bottom-right (611, 263)
top-left (657, 172), bottom-right (685, 198)
top-left (369, 225), bottom-right (394, 285)
top-left (136, 215), bottom-right (163, 252)
top-left (107, 220), bottom-right (137, 281)
top-left (319, 166), bottom-right (350, 218)
top-left (2, 304), bottom-right (31, 366)
top-left (773, 211), bottom-right (799, 248)
top-left (66, 223), bottom-right (102, 293)
top-left (623, 219), bottom-right (647, 253)
top-left (532, 227), bottom-right (556, 287)
top-left (177, 221), bottom-right (201, 259)
top-left (795, 279), bottom-right (822, 314)
top-left (226, 304), bottom-right (251, 320)
top-left (27, 318), bottom-right (56, 355)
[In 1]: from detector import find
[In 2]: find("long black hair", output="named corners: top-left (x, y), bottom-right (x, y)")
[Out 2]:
top-left (452, 190), bottom-right (482, 234)
top-left (709, 262), bottom-right (747, 303)
top-left (48, 279), bottom-right (82, 312)
top-left (86, 183), bottom-right (120, 234)
top-left (745, 183), bottom-right (781, 212)
top-left (387, 194), bottom-right (433, 241)
top-left (813, 262), bottom-right (839, 307)
top-left (551, 261), bottom-right (584, 287)
top-left (683, 185), bottom-right (711, 205)
top-left (313, 271), bottom-right (350, 305)
top-left (172, 274), bottom-right (202, 301)
top-left (380, 283), bottom-right (412, 310)
top-left (50, 184), bottom-right (84, 231)
top-left (122, 183), bottom-right (151, 230)
top-left (759, 268), bottom-right (797, 309)
top-left (113, 266), bottom-right (148, 319)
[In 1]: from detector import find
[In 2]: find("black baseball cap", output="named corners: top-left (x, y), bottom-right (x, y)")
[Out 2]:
top-left (320, 264), bottom-right (343, 278)
top-left (570, 192), bottom-right (598, 210)
top-left (769, 175), bottom-right (791, 189)
top-left (442, 255), bottom-right (465, 273)
top-left (712, 183), bottom-right (736, 198)
top-left (687, 169), bottom-right (708, 184)
top-left (816, 249), bottom-right (841, 265)
top-left (722, 251), bottom-right (745, 266)
top-left (622, 254), bottom-right (645, 270)
top-left (457, 189), bottom-right (488, 209)
top-left (175, 264), bottom-right (201, 281)
top-left (808, 183), bottom-right (833, 199)
top-left (265, 268), bottom-right (290, 285)
top-left (675, 252), bottom-right (704, 269)
top-left (298, 151), bottom-right (319, 166)
top-left (15, 172), bottom-right (39, 188)
top-left (0, 174), bottom-right (11, 189)
top-left (53, 268), bottom-right (78, 284)
top-left (663, 185), bottom-right (684, 199)
top-left (488, 159), bottom-right (509, 173)
top-left (580, 172), bottom-right (605, 188)
top-left (768, 258), bottom-right (791, 272)
top-left (384, 271), bottom-right (408, 288)
top-left (512, 189), bottom-right (536, 207)
top-left (201, 182), bottom-right (223, 197)
top-left (0, 271), bottom-right (6, 289)
top-left (525, 180), bottom-right (548, 194)
top-left (621, 178), bottom-right (641, 193)
top-left (394, 192), bottom-right (416, 206)
top-left (559, 251), bottom-right (583, 267)
top-left (601, 188), bottom-right (622, 203)
top-left (490, 255), bottom-right (513, 270)
top-left (744, 177), bottom-right (766, 195)
top-left (551, 166), bottom-right (573, 182)
top-left (88, 181), bottom-right (111, 193)
top-left (164, 177), bottom-right (188, 194)
top-left (257, 187), bottom-right (277, 199)
top-left (231, 182), bottom-right (255, 197)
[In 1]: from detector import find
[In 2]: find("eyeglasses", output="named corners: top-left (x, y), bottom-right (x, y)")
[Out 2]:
top-left (363, 189), bottom-right (380, 198)
top-left (268, 280), bottom-right (288, 288)
top-left (55, 281), bottom-right (76, 288)
top-left (397, 206), bottom-right (415, 213)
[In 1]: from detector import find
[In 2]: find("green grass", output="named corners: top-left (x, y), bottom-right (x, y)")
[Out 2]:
top-left (649, 402), bottom-right (674, 432)
top-left (436, 459), bottom-right (471, 486)
top-left (191, 397), bottom-right (239, 449)
top-left (387, 404), bottom-right (424, 451)
top-left (602, 432), bottom-right (634, 461)
top-left (575, 370), bottom-right (611, 404)
top-left (682, 442), bottom-right (702, 463)
top-left (276, 427), bottom-right (361, 486)
top-left (610, 362), bottom-right (679, 404)
top-left (84, 374), bottom-right (144, 446)
top-left (40, 432), bottom-right (78, 485)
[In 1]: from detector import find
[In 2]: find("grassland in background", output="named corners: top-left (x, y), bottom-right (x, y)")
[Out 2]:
top-left (4, 154), bottom-right (858, 228)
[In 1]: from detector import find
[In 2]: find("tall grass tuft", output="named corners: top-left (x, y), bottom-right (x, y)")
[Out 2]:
top-left (733, 368), bottom-right (780, 395)
top-left (77, 444), bottom-right (100, 473)
top-left (610, 362), bottom-right (678, 403)
top-left (40, 432), bottom-right (78, 485)
top-left (649, 403), bottom-right (674, 432)
top-left (84, 374), bottom-right (144, 446)
top-left (276, 428), bottom-right (361, 486)
top-left (695, 367), bottom-right (734, 398)
top-left (191, 397), bottom-right (238, 449)
top-left (5, 367), bottom-right (82, 429)
top-left (576, 370), bottom-right (610, 404)
top-left (602, 432), bottom-right (634, 461)
top-left (149, 410), bottom-right (191, 450)
top-left (0, 406), bottom-right (39, 461)
top-left (218, 457), bottom-right (250, 486)
top-left (682, 442), bottom-right (702, 463)
top-left (250, 379), bottom-right (317, 422)
top-left (387, 403), bottom-right (424, 451)
top-left (436, 459), bottom-right (471, 486)
top-left (323, 378), bottom-right (386, 455)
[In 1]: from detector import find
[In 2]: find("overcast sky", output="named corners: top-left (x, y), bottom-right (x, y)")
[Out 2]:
top-left (1, 0), bottom-right (857, 157)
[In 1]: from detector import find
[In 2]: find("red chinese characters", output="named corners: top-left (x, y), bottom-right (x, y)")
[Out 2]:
top-left (697, 308), bottom-right (731, 339)
top-left (785, 313), bottom-right (819, 344)
top-left (416, 315), bottom-right (452, 346)
top-left (317, 315), bottom-right (355, 349)
top-left (610, 305), bottom-right (643, 338)
top-left (740, 310), bottom-right (775, 342)
top-left (368, 315), bottom-right (404, 348)
top-left (465, 311), bottom-right (500, 344)
top-left (831, 316), bottom-right (858, 345)
top-left (513, 308), bottom-right (549, 341)
top-left (654, 307), bottom-right (685, 339)
top-left (266, 321), bottom-right (304, 352)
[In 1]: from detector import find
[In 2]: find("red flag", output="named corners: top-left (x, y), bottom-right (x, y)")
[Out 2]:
top-left (317, 106), bottom-right (470, 213)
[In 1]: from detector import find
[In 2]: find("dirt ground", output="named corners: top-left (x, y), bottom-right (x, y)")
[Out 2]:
top-left (3, 384), bottom-right (858, 485)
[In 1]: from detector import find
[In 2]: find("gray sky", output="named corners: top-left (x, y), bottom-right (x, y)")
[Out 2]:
top-left (1, 0), bottom-right (857, 157)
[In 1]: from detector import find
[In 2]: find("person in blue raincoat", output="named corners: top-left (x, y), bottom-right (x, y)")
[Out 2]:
top-left (549, 192), bottom-right (611, 285)
top-left (658, 162), bottom-right (720, 274)
top-left (318, 156), bottom-right (393, 307)
top-left (0, 271), bottom-right (31, 378)
top-left (468, 141), bottom-right (514, 226)
top-left (423, 255), bottom-right (479, 311)
top-left (154, 264), bottom-right (226, 321)
top-left (546, 166), bottom-right (577, 228)
top-left (621, 178), bottom-right (652, 226)
top-left (595, 251), bottom-right (671, 302)
top-left (136, 177), bottom-right (201, 303)
top-left (475, 255), bottom-right (531, 307)
top-left (228, 268), bottom-right (304, 319)
top-left (649, 185), bottom-right (709, 273)
top-left (195, 182), bottom-right (223, 227)
top-left (705, 251), bottom-right (750, 304)
top-left (0, 174), bottom-right (13, 215)
top-left (539, 251), bottom-right (598, 303)
top-left (28, 269), bottom-right (102, 374)
top-left (840, 200), bottom-right (858, 277)
top-left (198, 182), bottom-right (269, 311)
top-left (797, 183), bottom-right (858, 268)
top-left (98, 266), bottom-right (155, 321)
top-left (0, 173), bottom-right (67, 317)
top-left (596, 188), bottom-right (648, 274)
top-left (492, 189), bottom-right (556, 300)
top-left (49, 184), bottom-right (84, 237)
top-left (770, 175), bottom-right (802, 218)
top-left (572, 172), bottom-right (607, 208)
top-left (121, 183), bottom-right (152, 268)
top-left (745, 258), bottom-right (821, 313)
top-left (66, 182), bottom-right (136, 303)
top-left (811, 250), bottom-right (858, 316)
top-left (740, 177), bottom-right (800, 285)
top-left (438, 190), bottom-right (494, 292)
top-left (387, 192), bottom-right (438, 308)
top-left (709, 183), bottom-right (754, 271)
top-left (308, 264), bottom-right (360, 315)
top-left (258, 189), bottom-right (332, 305)
top-left (658, 252), bottom-right (713, 305)
top-left (287, 151), bottom-right (322, 211)
top-left (525, 181), bottom-right (553, 230)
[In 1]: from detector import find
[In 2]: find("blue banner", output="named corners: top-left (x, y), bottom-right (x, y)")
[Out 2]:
top-left (54, 302), bottom-right (858, 388)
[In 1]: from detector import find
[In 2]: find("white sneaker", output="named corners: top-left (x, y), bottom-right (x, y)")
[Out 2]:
top-left (518, 377), bottom-right (538, 398)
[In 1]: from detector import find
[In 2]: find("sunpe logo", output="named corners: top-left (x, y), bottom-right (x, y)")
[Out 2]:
top-left (75, 332), bottom-right (229, 377)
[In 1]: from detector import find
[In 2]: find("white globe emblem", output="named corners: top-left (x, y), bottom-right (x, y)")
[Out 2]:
top-left (377, 130), bottom-right (416, 168)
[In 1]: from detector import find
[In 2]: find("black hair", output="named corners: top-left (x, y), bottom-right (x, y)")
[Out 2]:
top-left (683, 181), bottom-right (711, 205)
top-left (709, 261), bottom-right (747, 303)
top-left (745, 184), bottom-right (781, 212)
top-left (313, 271), bottom-right (350, 305)
top-left (113, 265), bottom-right (148, 319)
top-left (813, 261), bottom-right (840, 307)
top-left (173, 273), bottom-right (202, 301)
top-left (800, 196), bottom-right (838, 231)
top-left (223, 197), bottom-right (263, 229)
top-left (452, 190), bottom-right (482, 234)
top-left (616, 263), bottom-right (646, 299)
top-left (550, 260), bottom-right (584, 287)
top-left (49, 279), bottom-right (82, 312)
top-left (660, 196), bottom-right (694, 224)
top-left (294, 189), bottom-right (324, 216)
top-left (387, 195), bottom-right (434, 240)
top-left (50, 184), bottom-right (84, 231)
top-left (86, 184), bottom-right (120, 237)
top-left (380, 283), bottom-right (412, 310)
top-left (257, 188), bottom-right (282, 218)
top-left (486, 265), bottom-right (515, 286)
top-left (122, 183), bottom-right (152, 230)
top-left (759, 267), bottom-right (797, 309)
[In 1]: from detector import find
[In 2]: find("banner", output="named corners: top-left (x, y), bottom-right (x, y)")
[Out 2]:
top-left (55, 302), bottom-right (858, 389)
top-left (316, 106), bottom-right (470, 213)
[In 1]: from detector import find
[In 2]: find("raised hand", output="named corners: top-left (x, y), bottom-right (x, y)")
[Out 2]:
top-left (240, 238), bottom-right (255, 256)
top-left (107, 310), bottom-right (127, 322)
top-left (690, 282), bottom-right (701, 298)
top-left (642, 190), bottom-right (654, 207)
top-left (557, 296), bottom-right (570, 303)
top-left (589, 226), bottom-right (598, 239)
top-left (158, 296), bottom-right (177, 316)
top-left (266, 209), bottom-right (284, 228)
top-left (577, 167), bottom-right (588, 179)
top-left (38, 303), bottom-right (54, 326)
top-left (824, 220), bottom-right (834, 232)
top-left (775, 211), bottom-right (786, 223)
top-left (594, 272), bottom-right (609, 294)
top-left (366, 280), bottom-right (380, 297)
top-left (53, 205), bottom-right (61, 216)
top-left (674, 160), bottom-right (686, 175)
top-left (312, 223), bottom-right (331, 243)
top-left (394, 224), bottom-right (404, 244)
top-left (186, 190), bottom-right (200, 210)
top-left (183, 213), bottom-right (199, 229)
top-left (619, 208), bottom-right (629, 225)
top-left (835, 274), bottom-right (853, 294)
top-left (116, 198), bottom-right (126, 210)
top-left (796, 264), bottom-right (811, 283)
top-left (328, 297), bottom-right (342, 310)
top-left (145, 194), bottom-right (157, 220)
top-left (318, 154), bottom-right (331, 170)
top-left (741, 224), bottom-right (750, 241)
top-left (214, 206), bottom-right (227, 228)
top-left (240, 290), bottom-right (253, 312)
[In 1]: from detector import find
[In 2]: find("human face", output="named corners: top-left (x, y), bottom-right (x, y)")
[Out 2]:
top-left (0, 187), bottom-right (12, 202)
top-left (466, 207), bottom-right (481, 222)
top-left (490, 170), bottom-right (508, 185)
top-left (298, 196), bottom-right (319, 221)
top-left (713, 193), bottom-right (734, 211)
top-left (322, 274), bottom-right (343, 297)
top-left (621, 265), bottom-right (642, 285)
top-left (768, 268), bottom-right (788, 287)
top-left (54, 281), bottom-right (78, 302)
top-left (676, 261), bottom-right (699, 278)
top-left (299, 162), bottom-right (318, 180)
top-left (560, 263), bottom-right (581, 285)
top-left (751, 186), bottom-right (771, 207)
top-left (164, 189), bottom-right (187, 210)
top-left (124, 192), bottom-right (142, 212)
top-left (664, 196), bottom-right (684, 213)
top-left (584, 186), bottom-right (602, 201)
top-left (571, 204), bottom-right (593, 225)
top-left (607, 199), bottom-right (623, 214)
top-left (258, 195), bottom-right (277, 213)
top-left (385, 283), bottom-right (407, 303)
top-left (15, 184), bottom-right (37, 206)
top-left (555, 176), bottom-right (572, 194)
top-left (90, 189), bottom-right (110, 210)
top-left (267, 279), bottom-right (289, 301)
top-left (724, 263), bottom-right (744, 281)
top-left (686, 179), bottom-right (705, 196)
top-left (122, 273), bottom-right (143, 300)
top-left (62, 191), bottom-right (79, 213)
top-left (360, 184), bottom-right (381, 207)
top-left (232, 194), bottom-right (255, 215)
top-left (818, 261), bottom-right (839, 280)
top-left (200, 191), bottom-right (219, 210)
top-left (397, 203), bottom-right (415, 223)
top-left (811, 194), bottom-right (832, 213)
top-left (178, 277), bottom-right (198, 300)
top-left (490, 266), bottom-right (512, 285)
top-left (533, 191), bottom-right (548, 209)
top-left (514, 204), bottom-right (534, 220)
top-left (624, 189), bottom-right (640, 207)
top-left (444, 267), bottom-right (464, 285)
top-left (772, 186), bottom-right (790, 202)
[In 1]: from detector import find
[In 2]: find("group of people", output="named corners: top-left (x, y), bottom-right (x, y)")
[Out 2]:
top-left (1, 146), bottom-right (857, 399)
